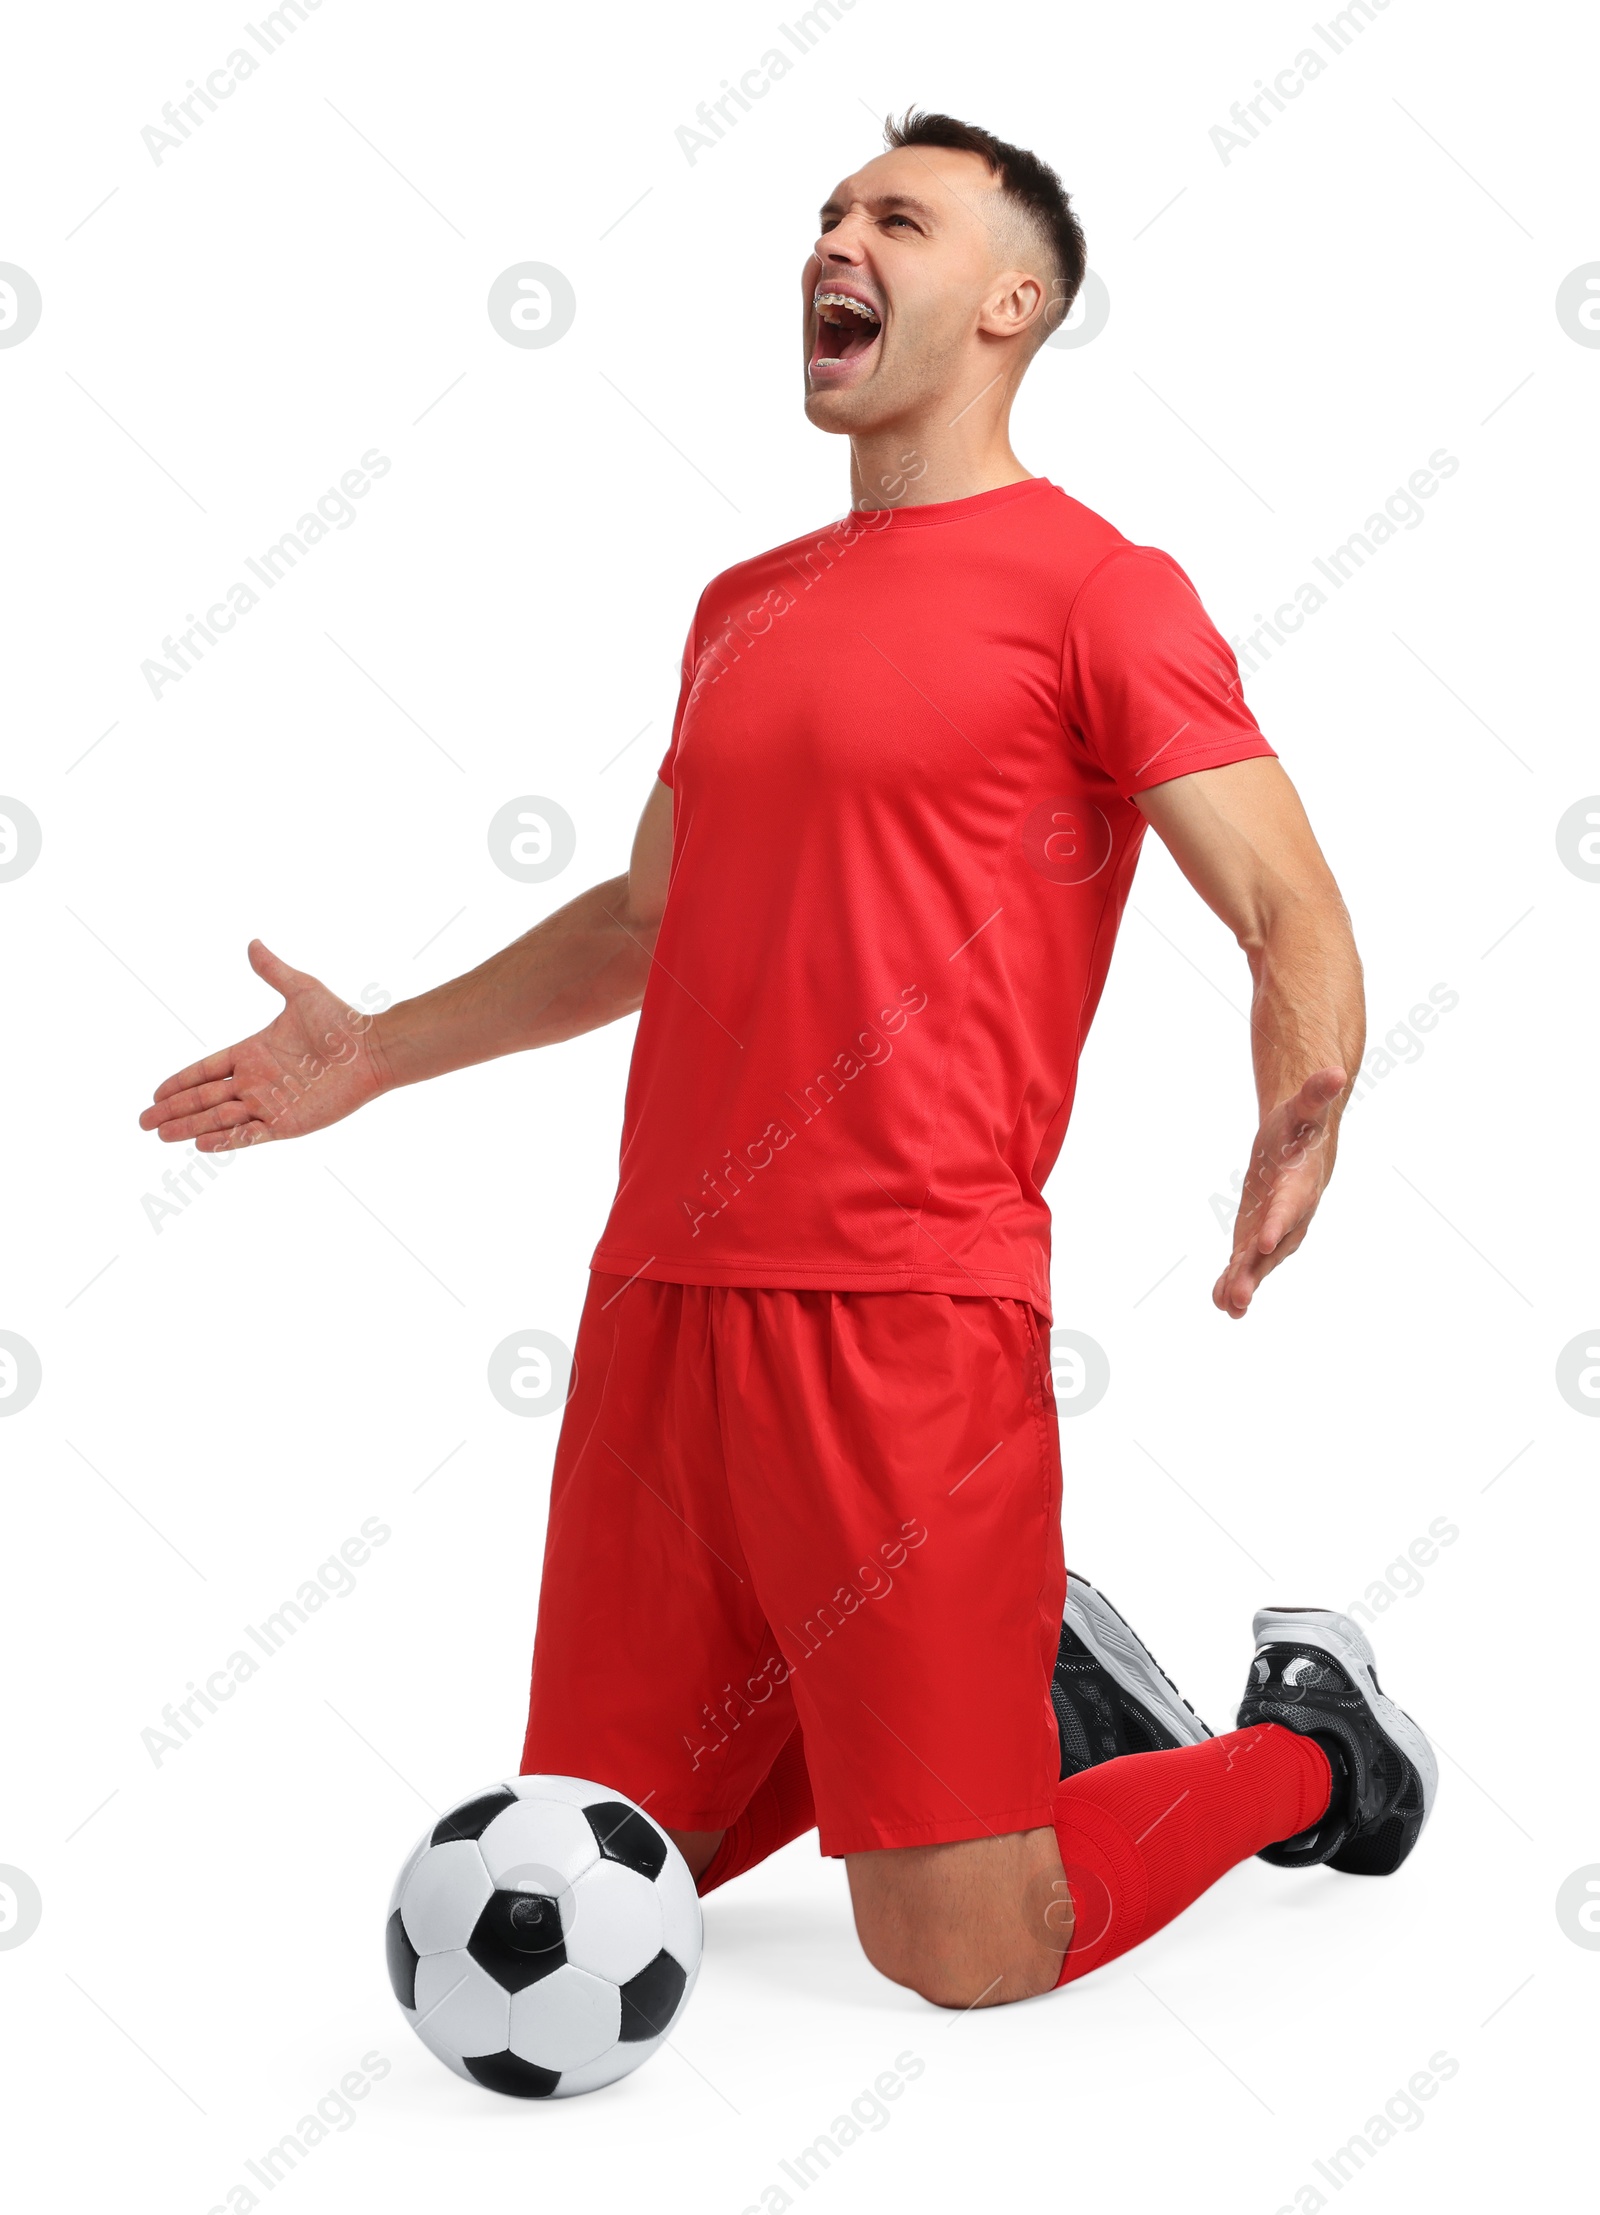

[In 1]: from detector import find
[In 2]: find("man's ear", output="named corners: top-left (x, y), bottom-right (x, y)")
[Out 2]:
top-left (978, 269), bottom-right (1049, 344)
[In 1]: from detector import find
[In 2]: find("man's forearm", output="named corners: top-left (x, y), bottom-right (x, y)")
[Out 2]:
top-left (1244, 900), bottom-right (1365, 1137)
top-left (368, 874), bottom-right (657, 1093)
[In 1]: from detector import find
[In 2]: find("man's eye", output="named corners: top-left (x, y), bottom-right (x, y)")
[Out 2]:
top-left (883, 214), bottom-right (914, 229)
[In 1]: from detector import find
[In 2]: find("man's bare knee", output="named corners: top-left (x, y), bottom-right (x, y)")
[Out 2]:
top-left (846, 1829), bottom-right (1069, 2008)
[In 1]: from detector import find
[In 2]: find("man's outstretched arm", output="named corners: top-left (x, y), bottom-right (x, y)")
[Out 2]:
top-left (1134, 755), bottom-right (1365, 1319)
top-left (139, 779), bottom-right (674, 1151)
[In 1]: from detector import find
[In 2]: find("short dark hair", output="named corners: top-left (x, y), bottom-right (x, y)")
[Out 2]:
top-left (883, 108), bottom-right (1086, 330)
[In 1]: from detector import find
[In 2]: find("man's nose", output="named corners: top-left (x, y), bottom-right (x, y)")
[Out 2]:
top-left (812, 213), bottom-right (868, 265)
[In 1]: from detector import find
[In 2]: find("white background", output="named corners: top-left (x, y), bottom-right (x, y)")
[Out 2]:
top-left (1, 0), bottom-right (1594, 2208)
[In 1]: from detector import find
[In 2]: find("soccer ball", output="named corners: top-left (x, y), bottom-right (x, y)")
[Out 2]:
top-left (385, 1775), bottom-right (702, 2098)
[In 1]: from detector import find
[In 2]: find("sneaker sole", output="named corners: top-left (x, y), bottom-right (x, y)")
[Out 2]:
top-left (1249, 1608), bottom-right (1438, 1859)
top-left (1064, 1572), bottom-right (1213, 1749)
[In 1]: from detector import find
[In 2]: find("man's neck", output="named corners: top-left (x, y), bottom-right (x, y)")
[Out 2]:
top-left (846, 419), bottom-right (1033, 512)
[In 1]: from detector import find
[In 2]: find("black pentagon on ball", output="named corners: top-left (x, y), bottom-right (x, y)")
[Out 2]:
top-left (585, 1800), bottom-right (668, 1881)
top-left (432, 1785), bottom-right (518, 1846)
top-left (468, 1889), bottom-right (568, 1992)
top-left (464, 2050), bottom-right (561, 2099)
top-left (385, 1909), bottom-right (419, 2009)
top-left (618, 1948), bottom-right (687, 2041)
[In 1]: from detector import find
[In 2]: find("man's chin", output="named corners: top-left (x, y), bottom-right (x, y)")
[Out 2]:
top-left (803, 376), bottom-right (887, 434)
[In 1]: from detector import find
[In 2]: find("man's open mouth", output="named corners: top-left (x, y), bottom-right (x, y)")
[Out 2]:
top-left (810, 287), bottom-right (882, 379)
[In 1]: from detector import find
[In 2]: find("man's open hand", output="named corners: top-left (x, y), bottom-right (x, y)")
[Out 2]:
top-left (138, 940), bottom-right (388, 1152)
top-left (1214, 1067), bottom-right (1347, 1320)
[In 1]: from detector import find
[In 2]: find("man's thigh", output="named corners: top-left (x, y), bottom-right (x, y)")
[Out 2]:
top-left (716, 1286), bottom-right (1067, 1857)
top-left (520, 1273), bottom-right (798, 1828)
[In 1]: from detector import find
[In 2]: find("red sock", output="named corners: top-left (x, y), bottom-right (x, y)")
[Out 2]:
top-left (697, 1729), bottom-right (816, 1897)
top-left (1053, 1723), bottom-right (1331, 1986)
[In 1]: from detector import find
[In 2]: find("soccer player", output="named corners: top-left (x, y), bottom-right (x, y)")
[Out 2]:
top-left (141, 111), bottom-right (1435, 2008)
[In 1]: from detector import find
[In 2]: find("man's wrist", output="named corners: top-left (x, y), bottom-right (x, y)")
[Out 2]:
top-left (361, 1003), bottom-right (405, 1096)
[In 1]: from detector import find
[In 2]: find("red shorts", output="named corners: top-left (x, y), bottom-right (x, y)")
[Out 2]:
top-left (520, 1274), bottom-right (1066, 1855)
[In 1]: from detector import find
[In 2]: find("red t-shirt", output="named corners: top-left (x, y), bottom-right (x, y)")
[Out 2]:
top-left (591, 477), bottom-right (1273, 1319)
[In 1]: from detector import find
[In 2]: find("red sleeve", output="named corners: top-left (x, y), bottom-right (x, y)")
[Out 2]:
top-left (656, 594), bottom-right (707, 789)
top-left (1059, 547), bottom-right (1276, 800)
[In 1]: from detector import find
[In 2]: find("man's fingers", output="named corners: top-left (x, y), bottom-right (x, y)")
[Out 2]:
top-left (1226, 1239), bottom-right (1270, 1302)
top-left (1217, 1070), bottom-right (1347, 1317)
top-left (1216, 1217), bottom-right (1311, 1315)
top-left (152, 1098), bottom-right (258, 1145)
top-left (145, 940), bottom-right (306, 1122)
top-left (141, 1075), bottom-right (240, 1130)
top-left (1215, 1252), bottom-right (1262, 1316)
top-left (148, 1045), bottom-right (236, 1108)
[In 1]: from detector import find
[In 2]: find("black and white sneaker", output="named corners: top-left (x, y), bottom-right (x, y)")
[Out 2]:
top-left (1237, 1608), bottom-right (1438, 1875)
top-left (1051, 1571), bottom-right (1212, 1779)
